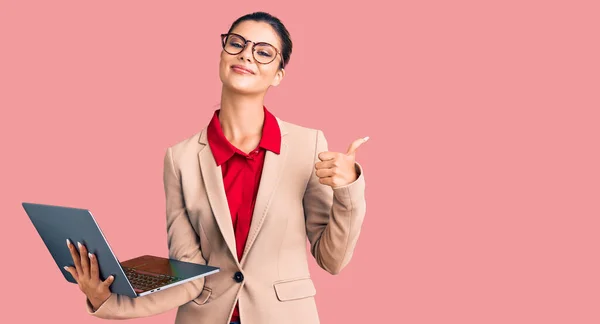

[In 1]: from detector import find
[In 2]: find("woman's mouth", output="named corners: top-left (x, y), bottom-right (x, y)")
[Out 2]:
top-left (231, 65), bottom-right (255, 75)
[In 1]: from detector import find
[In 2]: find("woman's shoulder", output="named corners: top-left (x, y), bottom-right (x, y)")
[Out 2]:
top-left (276, 118), bottom-right (324, 141)
top-left (164, 118), bottom-right (326, 158)
top-left (164, 128), bottom-right (206, 159)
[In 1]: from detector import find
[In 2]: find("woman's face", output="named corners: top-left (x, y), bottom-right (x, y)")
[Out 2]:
top-left (219, 20), bottom-right (285, 96)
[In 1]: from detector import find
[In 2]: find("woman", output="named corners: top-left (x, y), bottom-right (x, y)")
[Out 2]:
top-left (64, 11), bottom-right (367, 324)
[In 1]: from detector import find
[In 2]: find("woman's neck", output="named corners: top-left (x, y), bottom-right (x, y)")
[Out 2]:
top-left (219, 87), bottom-right (266, 143)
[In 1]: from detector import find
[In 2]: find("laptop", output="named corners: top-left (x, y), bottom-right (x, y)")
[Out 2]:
top-left (22, 202), bottom-right (220, 298)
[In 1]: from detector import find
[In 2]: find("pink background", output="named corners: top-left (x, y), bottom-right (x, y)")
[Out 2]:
top-left (1, 0), bottom-right (599, 323)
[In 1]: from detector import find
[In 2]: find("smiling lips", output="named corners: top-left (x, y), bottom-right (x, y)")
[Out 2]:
top-left (231, 65), bottom-right (255, 75)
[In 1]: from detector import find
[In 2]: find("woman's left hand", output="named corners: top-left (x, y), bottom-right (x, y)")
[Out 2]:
top-left (315, 136), bottom-right (369, 188)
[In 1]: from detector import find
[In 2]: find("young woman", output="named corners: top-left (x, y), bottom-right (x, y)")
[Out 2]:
top-left (65, 12), bottom-right (368, 324)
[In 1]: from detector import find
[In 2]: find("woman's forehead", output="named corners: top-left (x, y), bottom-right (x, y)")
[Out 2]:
top-left (230, 21), bottom-right (281, 47)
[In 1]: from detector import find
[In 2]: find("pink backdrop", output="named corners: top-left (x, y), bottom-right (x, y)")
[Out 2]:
top-left (1, 1), bottom-right (599, 323)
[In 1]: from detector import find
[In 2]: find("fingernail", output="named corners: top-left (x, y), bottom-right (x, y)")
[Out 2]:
top-left (63, 266), bottom-right (68, 271)
top-left (88, 253), bottom-right (93, 259)
top-left (363, 136), bottom-right (370, 142)
top-left (66, 239), bottom-right (71, 246)
top-left (77, 242), bottom-right (82, 249)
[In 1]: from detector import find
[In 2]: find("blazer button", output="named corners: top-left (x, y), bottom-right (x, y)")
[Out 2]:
top-left (233, 271), bottom-right (244, 283)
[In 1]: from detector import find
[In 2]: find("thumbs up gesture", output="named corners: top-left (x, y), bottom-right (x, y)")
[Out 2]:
top-left (315, 136), bottom-right (369, 188)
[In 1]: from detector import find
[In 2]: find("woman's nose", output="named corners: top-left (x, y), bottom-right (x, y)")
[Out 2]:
top-left (239, 42), bottom-right (254, 62)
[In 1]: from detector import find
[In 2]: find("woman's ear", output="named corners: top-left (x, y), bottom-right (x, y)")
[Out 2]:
top-left (271, 68), bottom-right (285, 87)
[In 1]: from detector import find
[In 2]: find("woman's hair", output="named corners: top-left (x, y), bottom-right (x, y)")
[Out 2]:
top-left (227, 12), bottom-right (292, 70)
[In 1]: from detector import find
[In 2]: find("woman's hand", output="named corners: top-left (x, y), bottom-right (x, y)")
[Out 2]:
top-left (63, 239), bottom-right (115, 311)
top-left (315, 136), bottom-right (369, 188)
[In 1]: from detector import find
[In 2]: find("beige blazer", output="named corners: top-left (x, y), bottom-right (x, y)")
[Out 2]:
top-left (85, 117), bottom-right (367, 324)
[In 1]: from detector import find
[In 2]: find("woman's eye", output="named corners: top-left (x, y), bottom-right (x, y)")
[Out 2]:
top-left (257, 51), bottom-right (273, 57)
top-left (231, 42), bottom-right (243, 48)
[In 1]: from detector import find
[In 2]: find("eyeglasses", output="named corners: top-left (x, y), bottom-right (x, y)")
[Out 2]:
top-left (221, 33), bottom-right (284, 67)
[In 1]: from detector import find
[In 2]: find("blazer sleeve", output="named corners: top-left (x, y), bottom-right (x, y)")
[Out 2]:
top-left (84, 146), bottom-right (207, 319)
top-left (303, 130), bottom-right (367, 275)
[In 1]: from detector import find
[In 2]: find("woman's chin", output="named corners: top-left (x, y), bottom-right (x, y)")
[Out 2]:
top-left (223, 81), bottom-right (262, 95)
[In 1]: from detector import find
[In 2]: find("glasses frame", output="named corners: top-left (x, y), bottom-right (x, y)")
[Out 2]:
top-left (220, 33), bottom-right (284, 68)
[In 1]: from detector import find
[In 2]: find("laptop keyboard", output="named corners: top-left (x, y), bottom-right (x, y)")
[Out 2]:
top-left (123, 267), bottom-right (182, 292)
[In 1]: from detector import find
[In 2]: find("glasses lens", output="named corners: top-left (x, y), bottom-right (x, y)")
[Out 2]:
top-left (253, 44), bottom-right (277, 64)
top-left (224, 34), bottom-right (245, 54)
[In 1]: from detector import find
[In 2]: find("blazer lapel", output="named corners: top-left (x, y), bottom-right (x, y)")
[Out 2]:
top-left (197, 127), bottom-right (239, 264)
top-left (240, 118), bottom-right (289, 265)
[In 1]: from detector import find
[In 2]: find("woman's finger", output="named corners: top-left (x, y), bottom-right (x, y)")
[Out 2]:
top-left (102, 275), bottom-right (115, 289)
top-left (318, 176), bottom-right (336, 187)
top-left (63, 266), bottom-right (79, 283)
top-left (78, 242), bottom-right (90, 279)
top-left (66, 239), bottom-right (83, 278)
top-left (89, 252), bottom-right (99, 281)
top-left (315, 168), bottom-right (334, 178)
top-left (315, 159), bottom-right (335, 170)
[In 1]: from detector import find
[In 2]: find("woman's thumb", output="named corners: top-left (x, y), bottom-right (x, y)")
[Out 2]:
top-left (103, 275), bottom-right (115, 286)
